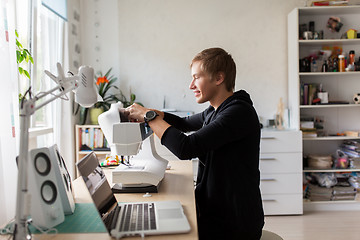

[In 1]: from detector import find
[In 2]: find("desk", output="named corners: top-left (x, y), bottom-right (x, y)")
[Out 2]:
top-left (1, 161), bottom-right (198, 240)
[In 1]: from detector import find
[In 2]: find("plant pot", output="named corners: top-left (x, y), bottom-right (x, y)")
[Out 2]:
top-left (79, 107), bottom-right (88, 125)
top-left (89, 107), bottom-right (104, 125)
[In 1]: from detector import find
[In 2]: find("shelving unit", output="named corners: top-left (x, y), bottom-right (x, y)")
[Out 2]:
top-left (74, 124), bottom-right (110, 177)
top-left (288, 6), bottom-right (360, 211)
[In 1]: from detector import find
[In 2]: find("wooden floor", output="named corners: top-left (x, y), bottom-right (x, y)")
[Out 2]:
top-left (264, 210), bottom-right (360, 240)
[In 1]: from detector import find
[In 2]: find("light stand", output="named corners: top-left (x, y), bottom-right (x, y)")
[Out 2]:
top-left (13, 63), bottom-right (99, 239)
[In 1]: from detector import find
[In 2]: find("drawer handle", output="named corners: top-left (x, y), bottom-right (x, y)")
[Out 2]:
top-left (261, 178), bottom-right (276, 181)
top-left (263, 199), bottom-right (277, 202)
top-left (260, 157), bottom-right (276, 160)
top-left (261, 137), bottom-right (276, 140)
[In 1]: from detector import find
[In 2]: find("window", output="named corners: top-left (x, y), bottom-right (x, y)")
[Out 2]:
top-left (16, 0), bottom-right (66, 146)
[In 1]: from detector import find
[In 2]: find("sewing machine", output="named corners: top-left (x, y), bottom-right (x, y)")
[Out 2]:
top-left (98, 102), bottom-right (169, 192)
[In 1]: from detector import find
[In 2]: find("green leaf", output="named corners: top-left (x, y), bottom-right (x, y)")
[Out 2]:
top-left (29, 55), bottom-right (34, 64)
top-left (107, 75), bottom-right (117, 82)
top-left (104, 68), bottom-right (112, 78)
top-left (24, 70), bottom-right (30, 79)
top-left (22, 50), bottom-right (28, 60)
top-left (18, 67), bottom-right (23, 74)
top-left (16, 50), bottom-right (21, 63)
top-left (18, 55), bottom-right (24, 63)
top-left (130, 93), bottom-right (136, 102)
top-left (98, 83), bottom-right (106, 95)
top-left (15, 29), bottom-right (19, 38)
top-left (16, 39), bottom-right (22, 48)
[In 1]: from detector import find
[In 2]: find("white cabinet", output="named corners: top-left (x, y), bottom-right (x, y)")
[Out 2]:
top-left (288, 6), bottom-right (360, 211)
top-left (260, 130), bottom-right (303, 215)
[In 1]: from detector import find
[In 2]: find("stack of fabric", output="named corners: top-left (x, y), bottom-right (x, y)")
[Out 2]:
top-left (331, 186), bottom-right (357, 201)
top-left (341, 140), bottom-right (360, 159)
top-left (307, 184), bottom-right (332, 201)
top-left (306, 184), bottom-right (357, 201)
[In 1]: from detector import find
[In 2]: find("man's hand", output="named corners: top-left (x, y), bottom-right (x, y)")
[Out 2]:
top-left (126, 104), bottom-right (169, 139)
top-left (125, 103), bottom-right (149, 122)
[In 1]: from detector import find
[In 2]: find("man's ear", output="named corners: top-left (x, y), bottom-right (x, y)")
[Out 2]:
top-left (215, 72), bottom-right (225, 86)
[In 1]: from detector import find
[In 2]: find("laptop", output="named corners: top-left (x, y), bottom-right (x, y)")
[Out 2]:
top-left (76, 152), bottom-right (191, 239)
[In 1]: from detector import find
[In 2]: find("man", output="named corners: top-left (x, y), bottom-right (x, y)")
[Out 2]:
top-left (126, 47), bottom-right (264, 239)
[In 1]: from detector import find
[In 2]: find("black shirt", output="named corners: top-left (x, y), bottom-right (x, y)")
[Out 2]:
top-left (161, 90), bottom-right (264, 239)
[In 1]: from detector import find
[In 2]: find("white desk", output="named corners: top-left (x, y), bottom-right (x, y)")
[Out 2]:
top-left (1, 161), bottom-right (198, 240)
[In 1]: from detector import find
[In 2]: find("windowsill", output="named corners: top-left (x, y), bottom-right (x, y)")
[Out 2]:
top-left (29, 126), bottom-right (53, 138)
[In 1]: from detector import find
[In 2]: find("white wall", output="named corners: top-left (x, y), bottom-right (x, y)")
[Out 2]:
top-left (79, 0), bottom-right (120, 81)
top-left (80, 0), bottom-right (306, 125)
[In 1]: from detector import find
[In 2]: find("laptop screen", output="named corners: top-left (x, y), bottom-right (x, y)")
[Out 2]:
top-left (77, 152), bottom-right (117, 216)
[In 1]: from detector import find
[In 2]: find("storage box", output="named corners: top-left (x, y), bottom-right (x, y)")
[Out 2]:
top-left (344, 131), bottom-right (359, 137)
top-left (308, 155), bottom-right (333, 169)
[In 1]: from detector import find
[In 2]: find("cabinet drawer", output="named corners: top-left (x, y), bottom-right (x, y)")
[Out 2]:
top-left (260, 173), bottom-right (302, 194)
top-left (260, 153), bottom-right (302, 173)
top-left (262, 193), bottom-right (303, 215)
top-left (260, 130), bottom-right (302, 153)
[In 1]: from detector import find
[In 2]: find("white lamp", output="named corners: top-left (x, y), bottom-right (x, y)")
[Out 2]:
top-left (74, 66), bottom-right (103, 107)
top-left (13, 63), bottom-right (101, 240)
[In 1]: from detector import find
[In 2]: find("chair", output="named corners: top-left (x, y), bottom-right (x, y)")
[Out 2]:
top-left (260, 230), bottom-right (283, 240)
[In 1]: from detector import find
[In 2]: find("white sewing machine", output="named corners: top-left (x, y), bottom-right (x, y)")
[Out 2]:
top-left (98, 102), bottom-right (168, 192)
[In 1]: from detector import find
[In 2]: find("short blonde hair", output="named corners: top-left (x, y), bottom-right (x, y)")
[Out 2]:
top-left (191, 48), bottom-right (236, 91)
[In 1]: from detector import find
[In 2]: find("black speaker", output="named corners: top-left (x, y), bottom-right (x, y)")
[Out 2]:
top-left (28, 147), bottom-right (65, 228)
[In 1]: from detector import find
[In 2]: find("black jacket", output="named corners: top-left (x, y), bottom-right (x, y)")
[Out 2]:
top-left (161, 90), bottom-right (264, 239)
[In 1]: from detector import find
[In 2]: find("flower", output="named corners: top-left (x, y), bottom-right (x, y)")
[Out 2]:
top-left (93, 68), bottom-right (121, 111)
top-left (96, 76), bottom-right (109, 85)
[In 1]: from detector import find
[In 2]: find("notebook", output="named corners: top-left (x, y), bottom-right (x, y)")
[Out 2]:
top-left (76, 152), bottom-right (191, 239)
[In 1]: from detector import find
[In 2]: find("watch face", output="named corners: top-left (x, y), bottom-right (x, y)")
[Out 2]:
top-left (145, 111), bottom-right (158, 121)
top-left (146, 111), bottom-right (156, 119)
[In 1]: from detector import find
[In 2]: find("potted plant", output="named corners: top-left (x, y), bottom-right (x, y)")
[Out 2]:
top-left (88, 68), bottom-right (144, 124)
top-left (79, 68), bottom-right (143, 125)
top-left (88, 68), bottom-right (121, 124)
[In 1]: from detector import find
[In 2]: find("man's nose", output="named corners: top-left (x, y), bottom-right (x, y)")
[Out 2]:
top-left (189, 79), bottom-right (195, 89)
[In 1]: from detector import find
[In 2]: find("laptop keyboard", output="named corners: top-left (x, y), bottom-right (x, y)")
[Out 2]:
top-left (103, 204), bottom-right (121, 232)
top-left (119, 203), bottom-right (157, 232)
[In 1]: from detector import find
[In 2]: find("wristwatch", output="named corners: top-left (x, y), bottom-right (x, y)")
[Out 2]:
top-left (144, 110), bottom-right (159, 123)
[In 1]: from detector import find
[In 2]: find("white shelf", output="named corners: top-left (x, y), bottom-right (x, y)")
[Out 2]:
top-left (304, 168), bottom-right (360, 173)
top-left (79, 150), bottom-right (110, 155)
top-left (303, 136), bottom-right (360, 140)
top-left (304, 199), bottom-right (360, 211)
top-left (299, 39), bottom-right (360, 46)
top-left (299, 72), bottom-right (360, 76)
top-left (76, 124), bottom-right (101, 128)
top-left (300, 104), bottom-right (360, 108)
top-left (299, 5), bottom-right (360, 15)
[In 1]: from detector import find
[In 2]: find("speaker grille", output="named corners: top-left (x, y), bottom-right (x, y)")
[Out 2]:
top-left (41, 180), bottom-right (57, 204)
top-left (34, 153), bottom-right (51, 176)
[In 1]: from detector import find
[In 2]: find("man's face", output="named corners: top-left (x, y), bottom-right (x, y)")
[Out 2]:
top-left (189, 61), bottom-right (217, 104)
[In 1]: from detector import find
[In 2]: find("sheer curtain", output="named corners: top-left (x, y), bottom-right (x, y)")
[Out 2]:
top-left (0, 0), bottom-right (20, 225)
top-left (31, 1), bottom-right (74, 178)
